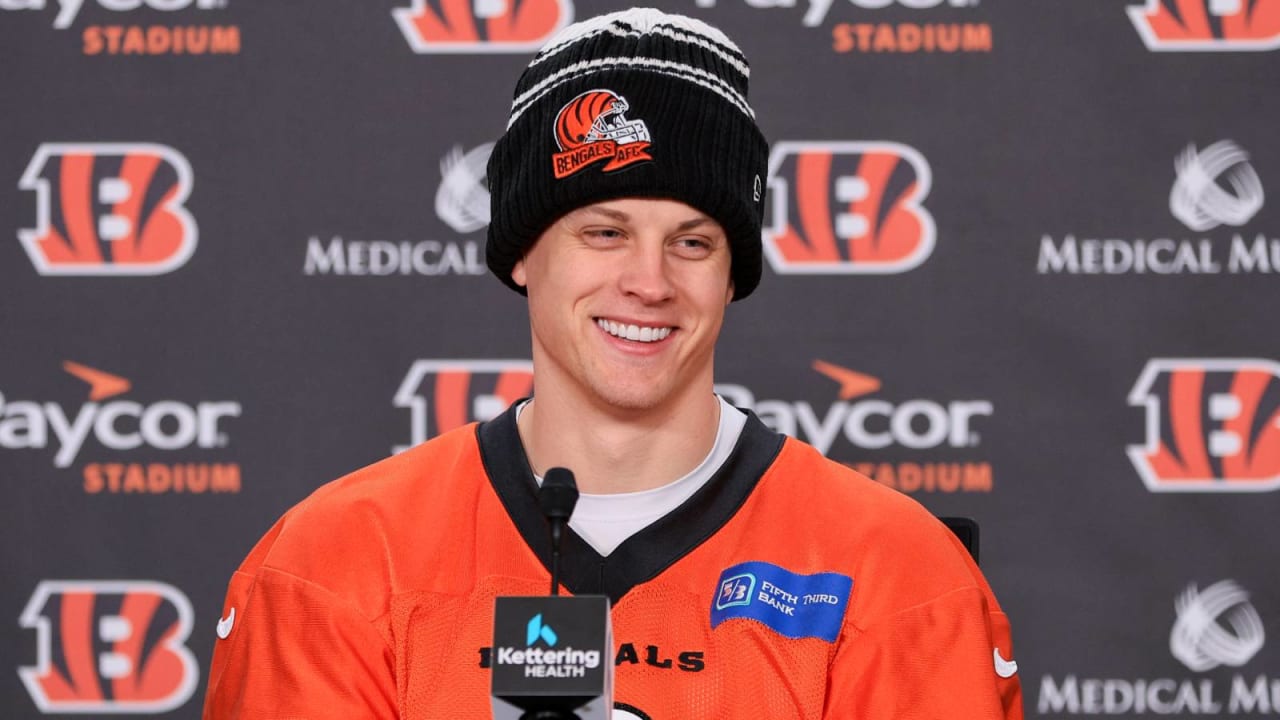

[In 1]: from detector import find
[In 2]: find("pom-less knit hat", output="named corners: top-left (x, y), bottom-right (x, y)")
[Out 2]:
top-left (486, 7), bottom-right (769, 301)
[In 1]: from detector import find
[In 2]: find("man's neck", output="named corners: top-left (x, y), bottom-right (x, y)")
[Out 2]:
top-left (516, 388), bottom-right (721, 495)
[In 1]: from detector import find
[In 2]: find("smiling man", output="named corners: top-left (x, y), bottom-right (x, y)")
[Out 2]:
top-left (202, 8), bottom-right (1023, 720)
top-left (509, 199), bottom-right (735, 496)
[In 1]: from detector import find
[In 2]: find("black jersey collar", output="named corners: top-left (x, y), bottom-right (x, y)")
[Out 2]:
top-left (476, 401), bottom-right (785, 604)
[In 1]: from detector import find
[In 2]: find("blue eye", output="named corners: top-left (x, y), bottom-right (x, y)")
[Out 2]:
top-left (672, 236), bottom-right (718, 258)
top-left (581, 227), bottom-right (627, 249)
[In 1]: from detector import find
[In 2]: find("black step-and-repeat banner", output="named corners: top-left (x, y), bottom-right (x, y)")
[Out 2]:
top-left (3, 1), bottom-right (1278, 716)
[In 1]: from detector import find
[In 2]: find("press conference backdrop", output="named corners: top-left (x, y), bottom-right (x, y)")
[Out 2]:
top-left (2, 0), bottom-right (1278, 716)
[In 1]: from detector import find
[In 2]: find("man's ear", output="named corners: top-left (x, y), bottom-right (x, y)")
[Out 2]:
top-left (724, 279), bottom-right (734, 305)
top-left (512, 258), bottom-right (528, 288)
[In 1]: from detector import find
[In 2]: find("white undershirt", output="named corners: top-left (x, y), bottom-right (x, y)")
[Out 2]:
top-left (525, 396), bottom-right (747, 556)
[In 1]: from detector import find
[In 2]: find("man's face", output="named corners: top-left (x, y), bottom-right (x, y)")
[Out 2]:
top-left (512, 198), bottom-right (734, 414)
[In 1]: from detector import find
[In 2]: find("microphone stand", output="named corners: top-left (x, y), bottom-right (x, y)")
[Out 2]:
top-left (521, 468), bottom-right (582, 720)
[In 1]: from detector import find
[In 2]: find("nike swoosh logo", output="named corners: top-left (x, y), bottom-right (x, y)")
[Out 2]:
top-left (216, 607), bottom-right (236, 640)
top-left (994, 647), bottom-right (1017, 678)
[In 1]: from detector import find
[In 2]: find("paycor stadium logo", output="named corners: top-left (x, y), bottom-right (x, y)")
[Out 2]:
top-left (1128, 358), bottom-right (1280, 493)
top-left (1, 0), bottom-right (239, 56)
top-left (717, 360), bottom-right (995, 494)
top-left (1129, 0), bottom-right (1280, 51)
top-left (0, 362), bottom-right (242, 494)
top-left (693, 0), bottom-right (990, 54)
top-left (1038, 140), bottom-right (1278, 275)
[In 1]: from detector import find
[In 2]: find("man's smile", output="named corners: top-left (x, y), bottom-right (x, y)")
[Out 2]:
top-left (594, 318), bottom-right (676, 344)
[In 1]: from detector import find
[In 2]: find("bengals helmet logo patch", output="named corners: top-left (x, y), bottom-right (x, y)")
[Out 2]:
top-left (18, 143), bottom-right (197, 276)
top-left (18, 580), bottom-right (198, 713)
top-left (1128, 0), bottom-right (1280, 51)
top-left (1128, 358), bottom-right (1280, 492)
top-left (393, 0), bottom-right (572, 54)
top-left (763, 141), bottom-right (935, 274)
top-left (393, 359), bottom-right (534, 453)
top-left (551, 90), bottom-right (653, 180)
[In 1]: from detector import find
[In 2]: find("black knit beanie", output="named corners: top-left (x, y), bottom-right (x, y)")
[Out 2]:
top-left (486, 7), bottom-right (769, 301)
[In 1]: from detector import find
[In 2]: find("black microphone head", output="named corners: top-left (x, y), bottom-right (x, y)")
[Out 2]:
top-left (539, 467), bottom-right (579, 522)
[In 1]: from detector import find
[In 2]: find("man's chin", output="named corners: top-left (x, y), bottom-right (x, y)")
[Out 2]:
top-left (586, 381), bottom-right (673, 415)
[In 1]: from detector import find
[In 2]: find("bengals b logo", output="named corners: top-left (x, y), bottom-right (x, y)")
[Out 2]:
top-left (18, 580), bottom-right (198, 713)
top-left (393, 359), bottom-right (534, 452)
top-left (1128, 359), bottom-right (1280, 492)
top-left (763, 141), bottom-right (935, 275)
top-left (19, 143), bottom-right (197, 276)
top-left (394, 0), bottom-right (571, 53)
top-left (1129, 0), bottom-right (1280, 51)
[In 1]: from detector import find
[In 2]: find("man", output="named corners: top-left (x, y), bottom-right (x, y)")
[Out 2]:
top-left (203, 8), bottom-right (1023, 719)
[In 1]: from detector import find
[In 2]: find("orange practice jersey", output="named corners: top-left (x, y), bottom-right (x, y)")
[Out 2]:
top-left (203, 406), bottom-right (1024, 719)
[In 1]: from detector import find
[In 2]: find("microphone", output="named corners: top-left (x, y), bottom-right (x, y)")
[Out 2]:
top-left (491, 467), bottom-right (613, 720)
top-left (539, 467), bottom-right (579, 596)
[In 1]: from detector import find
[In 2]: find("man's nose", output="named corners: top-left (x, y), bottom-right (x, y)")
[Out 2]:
top-left (617, 242), bottom-right (676, 303)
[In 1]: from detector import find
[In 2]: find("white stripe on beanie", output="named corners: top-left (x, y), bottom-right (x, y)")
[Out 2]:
top-left (509, 55), bottom-right (754, 129)
top-left (530, 13), bottom-right (750, 79)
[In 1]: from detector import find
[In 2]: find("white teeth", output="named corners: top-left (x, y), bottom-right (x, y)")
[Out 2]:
top-left (596, 319), bottom-right (672, 343)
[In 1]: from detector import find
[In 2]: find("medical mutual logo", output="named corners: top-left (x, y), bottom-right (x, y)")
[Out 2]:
top-left (1037, 579), bottom-right (1278, 715)
top-left (716, 360), bottom-right (995, 493)
top-left (1128, 358), bottom-right (1280, 493)
top-left (436, 143), bottom-right (494, 234)
top-left (1129, 0), bottom-right (1280, 52)
top-left (693, 0), bottom-right (990, 54)
top-left (1172, 581), bottom-right (1265, 671)
top-left (303, 142), bottom-right (491, 278)
top-left (0, 361), bottom-right (242, 494)
top-left (1038, 140), bottom-right (1279, 275)
top-left (1170, 141), bottom-right (1264, 231)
